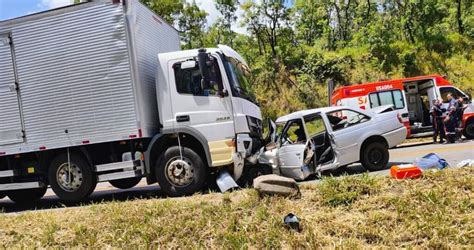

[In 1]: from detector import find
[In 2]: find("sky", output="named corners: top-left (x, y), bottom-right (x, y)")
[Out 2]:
top-left (0, 0), bottom-right (247, 33)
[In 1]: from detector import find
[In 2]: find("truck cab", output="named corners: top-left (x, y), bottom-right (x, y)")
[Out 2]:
top-left (146, 45), bottom-right (263, 196)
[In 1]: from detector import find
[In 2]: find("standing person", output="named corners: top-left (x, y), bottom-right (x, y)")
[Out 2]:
top-left (431, 99), bottom-right (445, 143)
top-left (456, 97), bottom-right (467, 141)
top-left (445, 93), bottom-right (458, 143)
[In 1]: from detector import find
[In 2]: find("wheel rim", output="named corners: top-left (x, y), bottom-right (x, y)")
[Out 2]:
top-left (368, 149), bottom-right (383, 165)
top-left (56, 162), bottom-right (83, 192)
top-left (165, 157), bottom-right (195, 187)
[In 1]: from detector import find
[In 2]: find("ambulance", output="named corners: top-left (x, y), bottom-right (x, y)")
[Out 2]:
top-left (331, 75), bottom-right (474, 139)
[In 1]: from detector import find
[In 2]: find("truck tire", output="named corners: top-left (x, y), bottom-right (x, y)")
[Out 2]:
top-left (361, 142), bottom-right (389, 171)
top-left (463, 119), bottom-right (474, 139)
top-left (7, 187), bottom-right (47, 205)
top-left (109, 177), bottom-right (142, 189)
top-left (155, 146), bottom-right (206, 197)
top-left (48, 153), bottom-right (97, 203)
top-left (238, 165), bottom-right (272, 188)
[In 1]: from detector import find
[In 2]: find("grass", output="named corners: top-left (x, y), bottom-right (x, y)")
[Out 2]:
top-left (0, 167), bottom-right (472, 248)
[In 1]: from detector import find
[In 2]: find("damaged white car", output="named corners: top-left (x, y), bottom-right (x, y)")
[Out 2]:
top-left (254, 106), bottom-right (407, 181)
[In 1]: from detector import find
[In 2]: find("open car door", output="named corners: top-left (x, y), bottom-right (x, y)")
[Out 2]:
top-left (276, 119), bottom-right (308, 180)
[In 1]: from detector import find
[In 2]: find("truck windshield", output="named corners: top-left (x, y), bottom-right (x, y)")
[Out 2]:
top-left (223, 56), bottom-right (257, 104)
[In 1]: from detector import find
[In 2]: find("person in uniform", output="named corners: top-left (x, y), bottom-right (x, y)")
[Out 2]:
top-left (431, 99), bottom-right (445, 143)
top-left (445, 93), bottom-right (458, 143)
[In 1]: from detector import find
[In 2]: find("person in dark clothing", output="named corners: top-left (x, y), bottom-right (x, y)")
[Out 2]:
top-left (455, 97), bottom-right (467, 141)
top-left (431, 99), bottom-right (445, 143)
top-left (445, 93), bottom-right (458, 143)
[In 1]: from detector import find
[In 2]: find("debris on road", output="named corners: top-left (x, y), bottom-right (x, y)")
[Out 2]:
top-left (391, 153), bottom-right (452, 179)
top-left (390, 164), bottom-right (423, 179)
top-left (216, 171), bottom-right (239, 193)
top-left (413, 153), bottom-right (449, 171)
top-left (456, 159), bottom-right (474, 168)
top-left (253, 174), bottom-right (301, 198)
top-left (283, 213), bottom-right (301, 232)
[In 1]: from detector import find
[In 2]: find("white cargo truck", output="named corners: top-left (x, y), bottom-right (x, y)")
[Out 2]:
top-left (0, 0), bottom-right (262, 203)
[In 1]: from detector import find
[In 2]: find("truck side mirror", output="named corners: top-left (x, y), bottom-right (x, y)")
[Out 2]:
top-left (197, 48), bottom-right (211, 90)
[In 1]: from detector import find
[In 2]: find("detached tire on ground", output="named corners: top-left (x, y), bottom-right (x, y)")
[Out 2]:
top-left (155, 146), bottom-right (206, 197)
top-left (7, 187), bottom-right (47, 205)
top-left (48, 153), bottom-right (97, 203)
top-left (361, 142), bottom-right (389, 171)
top-left (109, 177), bottom-right (142, 189)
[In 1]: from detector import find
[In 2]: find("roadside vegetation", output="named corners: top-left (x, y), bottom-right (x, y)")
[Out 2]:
top-left (0, 167), bottom-right (472, 248)
top-left (143, 0), bottom-right (474, 119)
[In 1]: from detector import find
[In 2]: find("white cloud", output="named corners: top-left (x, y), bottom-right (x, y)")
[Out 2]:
top-left (39, 0), bottom-right (73, 9)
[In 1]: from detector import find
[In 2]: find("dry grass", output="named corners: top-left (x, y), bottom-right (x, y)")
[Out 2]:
top-left (0, 167), bottom-right (472, 248)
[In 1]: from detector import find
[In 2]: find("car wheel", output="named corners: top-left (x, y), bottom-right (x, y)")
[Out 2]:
top-left (155, 146), bottom-right (206, 197)
top-left (463, 119), bottom-right (474, 139)
top-left (109, 177), bottom-right (142, 189)
top-left (361, 142), bottom-right (389, 171)
top-left (48, 153), bottom-right (97, 203)
top-left (239, 165), bottom-right (272, 188)
top-left (7, 187), bottom-right (47, 205)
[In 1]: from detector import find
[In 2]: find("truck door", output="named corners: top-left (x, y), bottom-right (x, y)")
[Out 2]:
top-left (0, 34), bottom-right (24, 146)
top-left (169, 56), bottom-right (235, 166)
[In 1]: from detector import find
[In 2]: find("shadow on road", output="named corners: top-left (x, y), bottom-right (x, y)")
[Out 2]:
top-left (0, 186), bottom-right (165, 214)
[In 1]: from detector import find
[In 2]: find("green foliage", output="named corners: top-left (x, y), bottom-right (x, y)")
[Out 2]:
top-left (318, 174), bottom-right (382, 207)
top-left (142, 0), bottom-right (474, 119)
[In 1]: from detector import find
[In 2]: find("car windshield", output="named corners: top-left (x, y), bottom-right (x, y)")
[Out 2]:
top-left (223, 56), bottom-right (257, 104)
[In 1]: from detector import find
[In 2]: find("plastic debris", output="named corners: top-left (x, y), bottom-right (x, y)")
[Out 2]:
top-left (413, 153), bottom-right (449, 171)
top-left (283, 213), bottom-right (301, 232)
top-left (456, 159), bottom-right (474, 168)
top-left (390, 164), bottom-right (423, 179)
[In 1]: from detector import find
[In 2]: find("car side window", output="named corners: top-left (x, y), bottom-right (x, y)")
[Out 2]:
top-left (326, 109), bottom-right (370, 131)
top-left (173, 59), bottom-right (223, 96)
top-left (280, 119), bottom-right (306, 145)
top-left (304, 115), bottom-right (326, 138)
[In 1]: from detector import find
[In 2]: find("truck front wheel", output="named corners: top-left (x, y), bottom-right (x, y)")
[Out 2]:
top-left (7, 187), bottom-right (47, 204)
top-left (360, 142), bottom-right (389, 171)
top-left (48, 153), bottom-right (97, 203)
top-left (155, 146), bottom-right (206, 197)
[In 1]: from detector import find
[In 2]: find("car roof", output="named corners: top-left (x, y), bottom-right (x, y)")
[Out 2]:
top-left (276, 106), bottom-right (351, 123)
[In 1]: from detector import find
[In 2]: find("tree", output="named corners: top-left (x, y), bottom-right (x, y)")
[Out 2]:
top-left (215, 0), bottom-right (239, 46)
top-left (141, 0), bottom-right (183, 24)
top-left (178, 1), bottom-right (207, 49)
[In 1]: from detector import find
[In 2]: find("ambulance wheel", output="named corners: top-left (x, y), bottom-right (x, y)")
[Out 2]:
top-left (109, 177), bottom-right (142, 189)
top-left (361, 142), bottom-right (389, 171)
top-left (155, 146), bottom-right (206, 197)
top-left (463, 119), bottom-right (474, 139)
top-left (7, 187), bottom-right (47, 204)
top-left (48, 153), bottom-right (97, 203)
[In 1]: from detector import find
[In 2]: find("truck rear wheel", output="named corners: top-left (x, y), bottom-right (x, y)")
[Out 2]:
top-left (7, 187), bottom-right (47, 204)
top-left (109, 177), bottom-right (142, 189)
top-left (48, 153), bottom-right (97, 203)
top-left (463, 119), bottom-right (474, 139)
top-left (155, 146), bottom-right (206, 197)
top-left (361, 142), bottom-right (389, 171)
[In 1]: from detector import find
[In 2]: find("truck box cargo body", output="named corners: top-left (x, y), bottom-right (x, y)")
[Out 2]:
top-left (0, 0), bottom-right (180, 155)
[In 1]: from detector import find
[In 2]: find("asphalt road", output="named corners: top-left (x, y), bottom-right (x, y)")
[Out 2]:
top-left (1, 139), bottom-right (473, 214)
